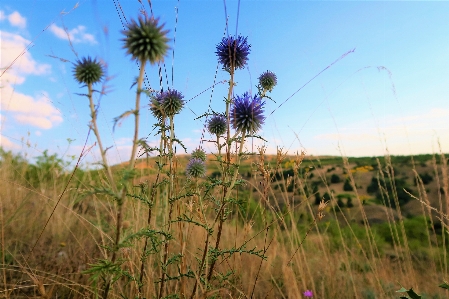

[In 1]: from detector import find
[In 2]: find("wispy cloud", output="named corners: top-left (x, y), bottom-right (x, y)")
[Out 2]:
top-left (1, 31), bottom-right (51, 84)
top-left (0, 10), bottom-right (27, 29)
top-left (49, 23), bottom-right (97, 44)
top-left (0, 29), bottom-right (62, 129)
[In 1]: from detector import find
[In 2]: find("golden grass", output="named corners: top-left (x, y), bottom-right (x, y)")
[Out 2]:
top-left (1, 150), bottom-right (448, 298)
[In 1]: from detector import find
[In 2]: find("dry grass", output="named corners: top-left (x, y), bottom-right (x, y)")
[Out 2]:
top-left (1, 149), bottom-right (448, 298)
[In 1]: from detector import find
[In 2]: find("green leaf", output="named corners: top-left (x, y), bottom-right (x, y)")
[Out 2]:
top-left (113, 110), bottom-right (135, 132)
top-left (439, 281), bottom-right (449, 290)
top-left (406, 288), bottom-right (421, 299)
top-left (396, 287), bottom-right (421, 299)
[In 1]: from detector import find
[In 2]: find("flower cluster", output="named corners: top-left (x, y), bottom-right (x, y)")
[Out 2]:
top-left (73, 57), bottom-right (104, 85)
top-left (122, 16), bottom-right (169, 64)
top-left (150, 89), bottom-right (184, 119)
top-left (230, 92), bottom-right (265, 134)
top-left (215, 35), bottom-right (250, 70)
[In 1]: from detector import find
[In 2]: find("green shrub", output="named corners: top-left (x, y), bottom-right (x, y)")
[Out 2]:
top-left (416, 172), bottom-right (433, 185)
top-left (343, 178), bottom-right (353, 191)
top-left (330, 173), bottom-right (341, 183)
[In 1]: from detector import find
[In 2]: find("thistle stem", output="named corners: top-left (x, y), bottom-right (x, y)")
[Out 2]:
top-left (129, 61), bottom-right (146, 169)
top-left (87, 83), bottom-right (117, 193)
top-left (158, 115), bottom-right (176, 299)
top-left (206, 131), bottom-right (246, 282)
top-left (103, 60), bottom-right (146, 299)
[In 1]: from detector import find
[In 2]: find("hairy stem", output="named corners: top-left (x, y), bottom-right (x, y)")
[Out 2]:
top-left (138, 128), bottom-right (165, 295)
top-left (87, 83), bottom-right (117, 193)
top-left (158, 115), bottom-right (176, 299)
top-left (103, 61), bottom-right (146, 299)
top-left (206, 131), bottom-right (246, 283)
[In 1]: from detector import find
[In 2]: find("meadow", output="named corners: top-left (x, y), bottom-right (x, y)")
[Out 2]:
top-left (1, 2), bottom-right (449, 299)
top-left (2, 147), bottom-right (449, 298)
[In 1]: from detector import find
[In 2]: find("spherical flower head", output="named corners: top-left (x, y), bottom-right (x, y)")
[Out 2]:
top-left (207, 114), bottom-right (227, 136)
top-left (191, 148), bottom-right (206, 162)
top-left (230, 92), bottom-right (265, 134)
top-left (258, 70), bottom-right (277, 92)
top-left (73, 57), bottom-right (104, 85)
top-left (122, 16), bottom-right (169, 64)
top-left (215, 35), bottom-right (250, 70)
top-left (150, 89), bottom-right (184, 119)
top-left (303, 290), bottom-right (313, 298)
top-left (186, 158), bottom-right (206, 178)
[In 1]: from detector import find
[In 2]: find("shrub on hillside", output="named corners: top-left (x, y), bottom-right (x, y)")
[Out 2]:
top-left (330, 173), bottom-right (341, 183)
top-left (415, 172), bottom-right (433, 185)
top-left (343, 178), bottom-right (353, 191)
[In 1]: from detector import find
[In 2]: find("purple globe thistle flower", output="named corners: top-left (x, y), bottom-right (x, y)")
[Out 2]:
top-left (207, 114), bottom-right (227, 136)
top-left (191, 148), bottom-right (207, 162)
top-left (215, 35), bottom-right (250, 70)
top-left (303, 290), bottom-right (313, 298)
top-left (230, 92), bottom-right (265, 134)
top-left (122, 16), bottom-right (170, 64)
top-left (186, 158), bottom-right (206, 178)
top-left (150, 89), bottom-right (184, 119)
top-left (73, 57), bottom-right (104, 85)
top-left (258, 70), bottom-right (277, 92)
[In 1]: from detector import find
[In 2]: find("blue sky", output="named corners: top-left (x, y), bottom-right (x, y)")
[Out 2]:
top-left (1, 0), bottom-right (449, 167)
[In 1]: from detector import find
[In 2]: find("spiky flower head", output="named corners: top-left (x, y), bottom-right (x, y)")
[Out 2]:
top-left (150, 89), bottom-right (184, 119)
top-left (191, 148), bottom-right (206, 162)
top-left (230, 92), bottom-right (265, 134)
top-left (122, 16), bottom-right (169, 64)
top-left (207, 114), bottom-right (227, 136)
top-left (73, 57), bottom-right (104, 85)
top-left (216, 35), bottom-right (250, 70)
top-left (258, 70), bottom-right (277, 92)
top-left (186, 158), bottom-right (206, 178)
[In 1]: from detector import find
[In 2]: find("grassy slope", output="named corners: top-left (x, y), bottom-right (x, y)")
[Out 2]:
top-left (1, 150), bottom-right (448, 298)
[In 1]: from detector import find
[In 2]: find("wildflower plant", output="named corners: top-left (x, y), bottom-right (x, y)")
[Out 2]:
top-left (258, 70), bottom-right (278, 93)
top-left (230, 92), bottom-right (265, 134)
top-left (215, 35), bottom-right (250, 71)
top-left (75, 10), bottom-right (283, 299)
top-left (186, 158), bottom-right (206, 178)
top-left (207, 114), bottom-right (227, 136)
top-left (303, 289), bottom-right (313, 298)
top-left (73, 57), bottom-right (104, 85)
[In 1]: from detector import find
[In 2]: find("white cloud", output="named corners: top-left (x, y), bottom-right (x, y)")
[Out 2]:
top-left (8, 11), bottom-right (26, 29)
top-left (1, 89), bottom-right (63, 129)
top-left (0, 135), bottom-right (21, 150)
top-left (49, 23), bottom-right (97, 44)
top-left (1, 31), bottom-right (51, 84)
top-left (0, 11), bottom-right (26, 29)
top-left (0, 30), bottom-right (62, 129)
